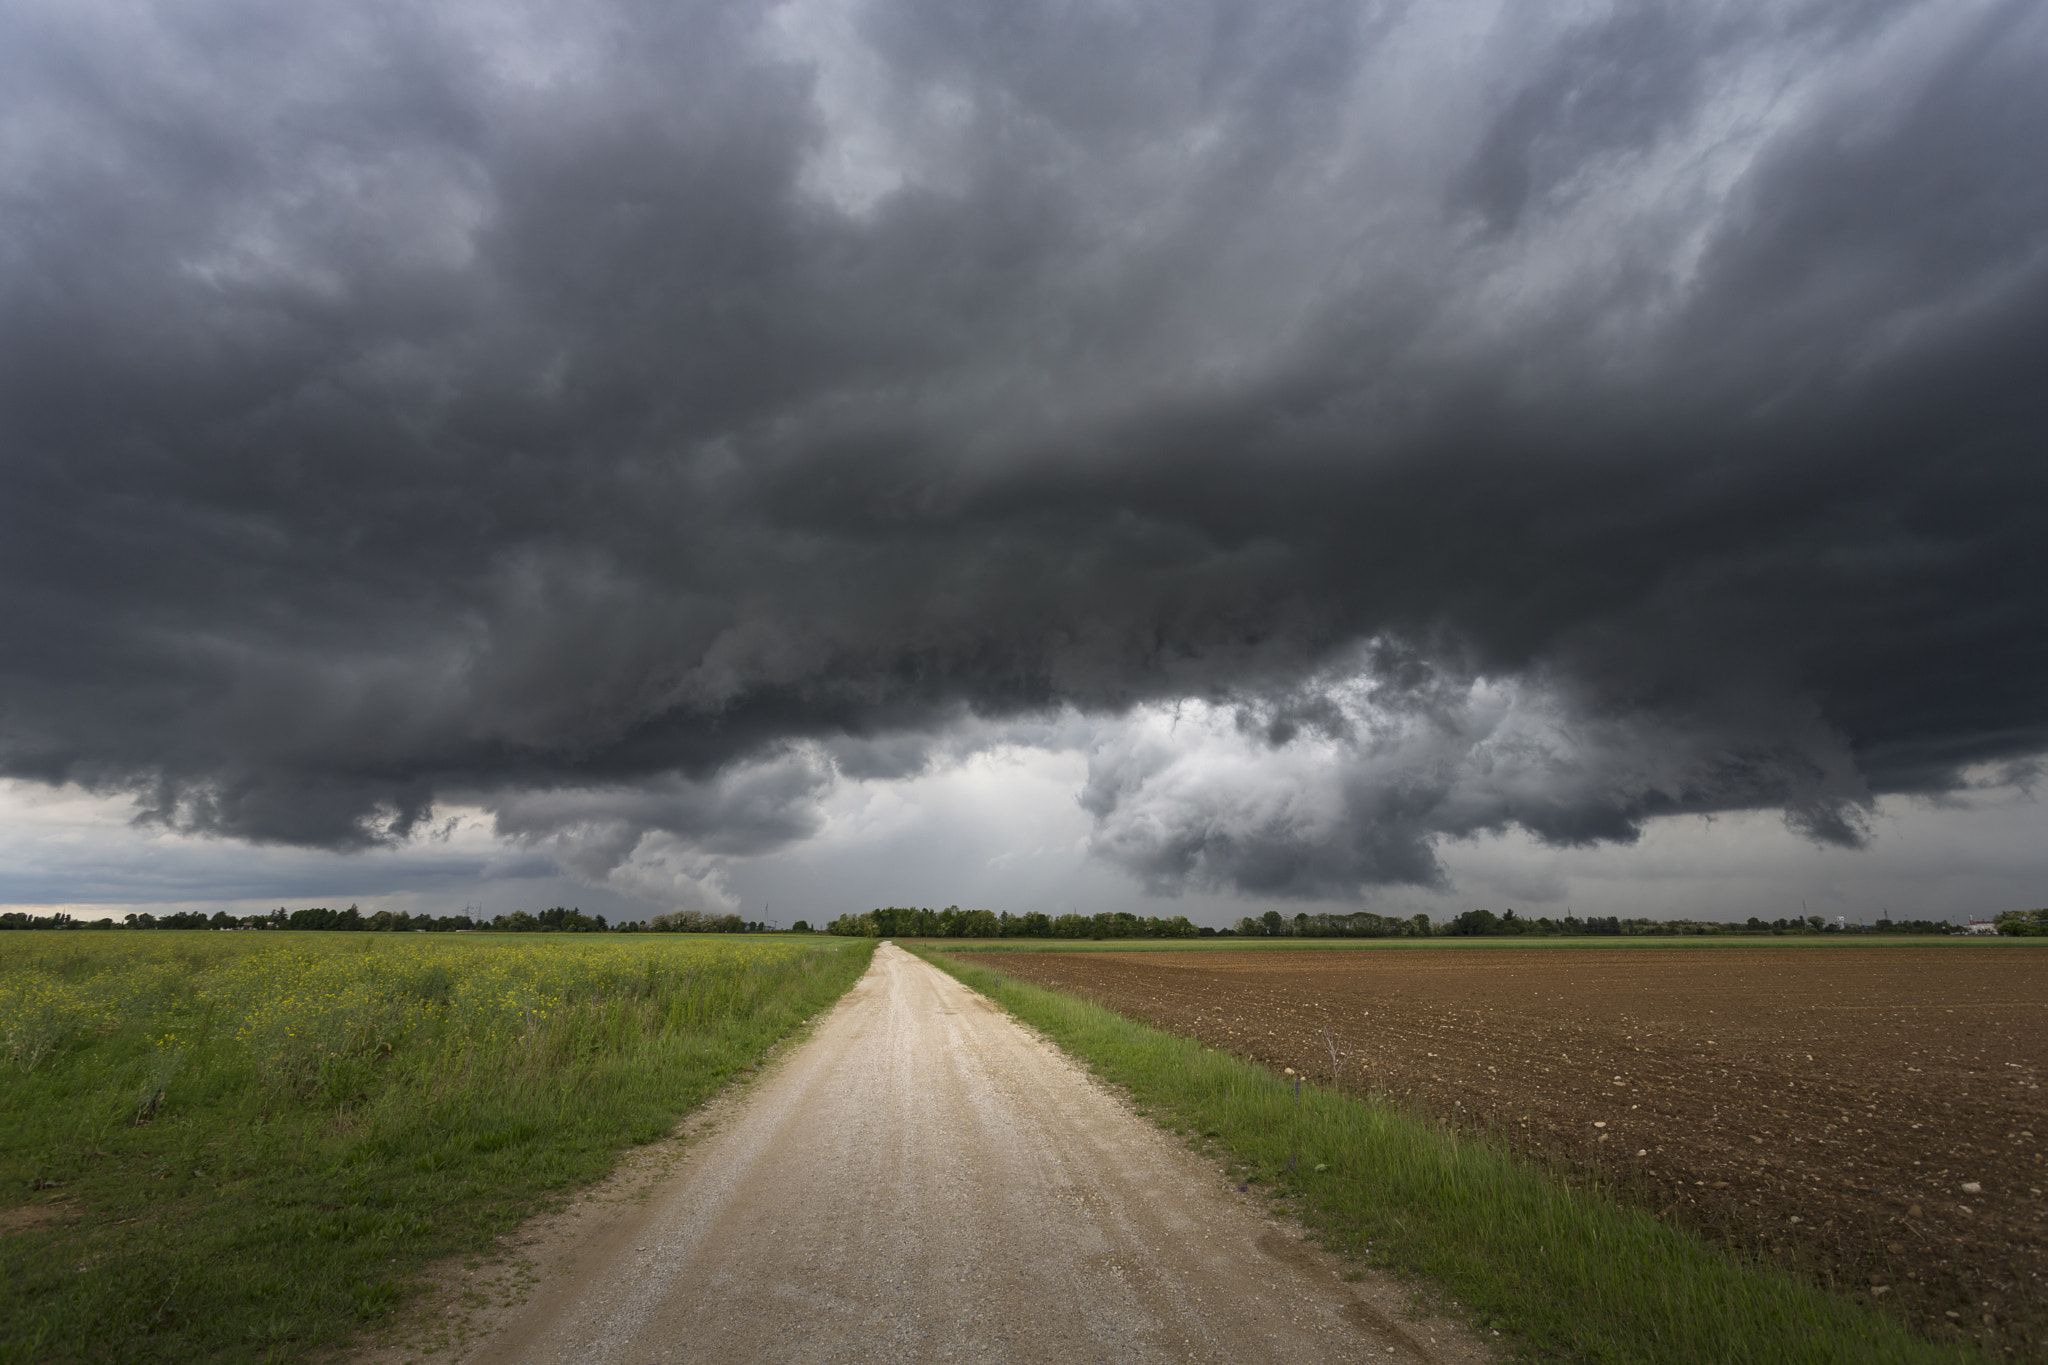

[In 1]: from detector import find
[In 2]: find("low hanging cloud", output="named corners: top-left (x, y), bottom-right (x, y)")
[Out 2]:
top-left (2, 0), bottom-right (2046, 902)
top-left (1081, 656), bottom-right (1878, 899)
top-left (478, 746), bottom-right (840, 910)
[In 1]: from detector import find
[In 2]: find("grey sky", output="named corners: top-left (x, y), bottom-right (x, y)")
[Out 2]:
top-left (3, 0), bottom-right (2045, 923)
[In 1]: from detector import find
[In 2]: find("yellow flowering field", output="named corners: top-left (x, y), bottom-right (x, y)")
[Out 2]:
top-left (0, 930), bottom-right (873, 1363)
top-left (4, 931), bottom-right (819, 1091)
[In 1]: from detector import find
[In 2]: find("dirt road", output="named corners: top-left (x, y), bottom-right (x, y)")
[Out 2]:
top-left (448, 943), bottom-right (1484, 1365)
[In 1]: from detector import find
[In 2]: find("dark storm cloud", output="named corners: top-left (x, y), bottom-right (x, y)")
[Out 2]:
top-left (3, 0), bottom-right (2045, 897)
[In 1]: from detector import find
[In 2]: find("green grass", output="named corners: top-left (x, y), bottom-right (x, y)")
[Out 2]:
top-left (910, 944), bottom-right (1980, 1365)
top-left (0, 931), bottom-right (875, 1364)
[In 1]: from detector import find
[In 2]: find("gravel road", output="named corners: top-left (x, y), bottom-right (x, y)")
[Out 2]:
top-left (452, 943), bottom-right (1486, 1365)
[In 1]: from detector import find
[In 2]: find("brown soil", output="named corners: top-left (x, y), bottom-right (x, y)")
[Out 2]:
top-left (0, 1201), bottom-right (72, 1234)
top-left (956, 944), bottom-right (2048, 1356)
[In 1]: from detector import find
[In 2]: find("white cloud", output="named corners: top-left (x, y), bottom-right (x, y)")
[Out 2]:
top-left (5, 738), bottom-right (2044, 927)
top-left (764, 0), bottom-right (975, 214)
top-left (0, 781), bottom-right (553, 920)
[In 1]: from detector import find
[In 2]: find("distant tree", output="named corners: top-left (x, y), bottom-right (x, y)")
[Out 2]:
top-left (1, 911), bottom-right (79, 930)
top-left (1087, 911), bottom-right (1145, 940)
top-left (533, 906), bottom-right (606, 933)
top-left (790, 919), bottom-right (811, 933)
top-left (954, 909), bottom-right (1000, 937)
top-left (1996, 909), bottom-right (2048, 937)
top-left (1281, 911), bottom-right (1422, 939)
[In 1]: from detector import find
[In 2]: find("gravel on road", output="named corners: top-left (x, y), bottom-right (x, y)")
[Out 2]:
top-left (436, 942), bottom-right (1488, 1365)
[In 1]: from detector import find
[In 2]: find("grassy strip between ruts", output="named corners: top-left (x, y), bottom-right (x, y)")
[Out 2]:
top-left (1, 932), bottom-right (876, 1364)
top-left (909, 944), bottom-right (1981, 1365)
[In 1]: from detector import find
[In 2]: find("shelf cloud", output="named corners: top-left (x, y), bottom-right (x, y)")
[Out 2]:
top-left (3, 0), bottom-right (2045, 901)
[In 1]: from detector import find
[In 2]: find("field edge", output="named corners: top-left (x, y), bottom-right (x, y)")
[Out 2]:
top-left (906, 942), bottom-right (1981, 1365)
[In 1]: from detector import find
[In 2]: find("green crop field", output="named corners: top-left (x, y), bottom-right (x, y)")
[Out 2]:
top-left (0, 930), bottom-right (874, 1363)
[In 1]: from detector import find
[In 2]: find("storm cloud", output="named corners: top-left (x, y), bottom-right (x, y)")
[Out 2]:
top-left (3, 0), bottom-right (2045, 901)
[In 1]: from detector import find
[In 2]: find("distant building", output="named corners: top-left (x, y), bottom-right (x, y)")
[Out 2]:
top-left (1965, 919), bottom-right (1998, 935)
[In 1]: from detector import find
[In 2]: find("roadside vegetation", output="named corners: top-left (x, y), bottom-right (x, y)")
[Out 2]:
top-left (910, 944), bottom-right (1980, 1365)
top-left (0, 931), bottom-right (874, 1363)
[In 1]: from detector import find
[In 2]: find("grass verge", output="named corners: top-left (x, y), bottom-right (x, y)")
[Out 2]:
top-left (910, 943), bottom-right (1979, 1365)
top-left (1, 932), bottom-right (875, 1364)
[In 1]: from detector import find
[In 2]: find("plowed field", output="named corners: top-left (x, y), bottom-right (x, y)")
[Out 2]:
top-left (955, 944), bottom-right (2048, 1356)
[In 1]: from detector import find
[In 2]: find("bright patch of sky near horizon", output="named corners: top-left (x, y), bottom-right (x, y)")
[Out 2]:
top-left (6, 770), bottom-right (2039, 927)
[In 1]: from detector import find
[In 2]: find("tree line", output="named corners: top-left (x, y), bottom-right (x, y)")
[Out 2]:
top-left (1994, 908), bottom-right (2048, 936)
top-left (1232, 910), bottom-right (1433, 938)
top-left (2, 906), bottom-right (488, 932)
top-left (1423, 910), bottom-right (1975, 937)
top-left (9, 905), bottom-right (2039, 937)
top-left (0, 905), bottom-right (772, 934)
top-left (811, 905), bottom-right (2021, 940)
top-left (620, 909), bottom-right (774, 933)
top-left (826, 906), bottom-right (1201, 939)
